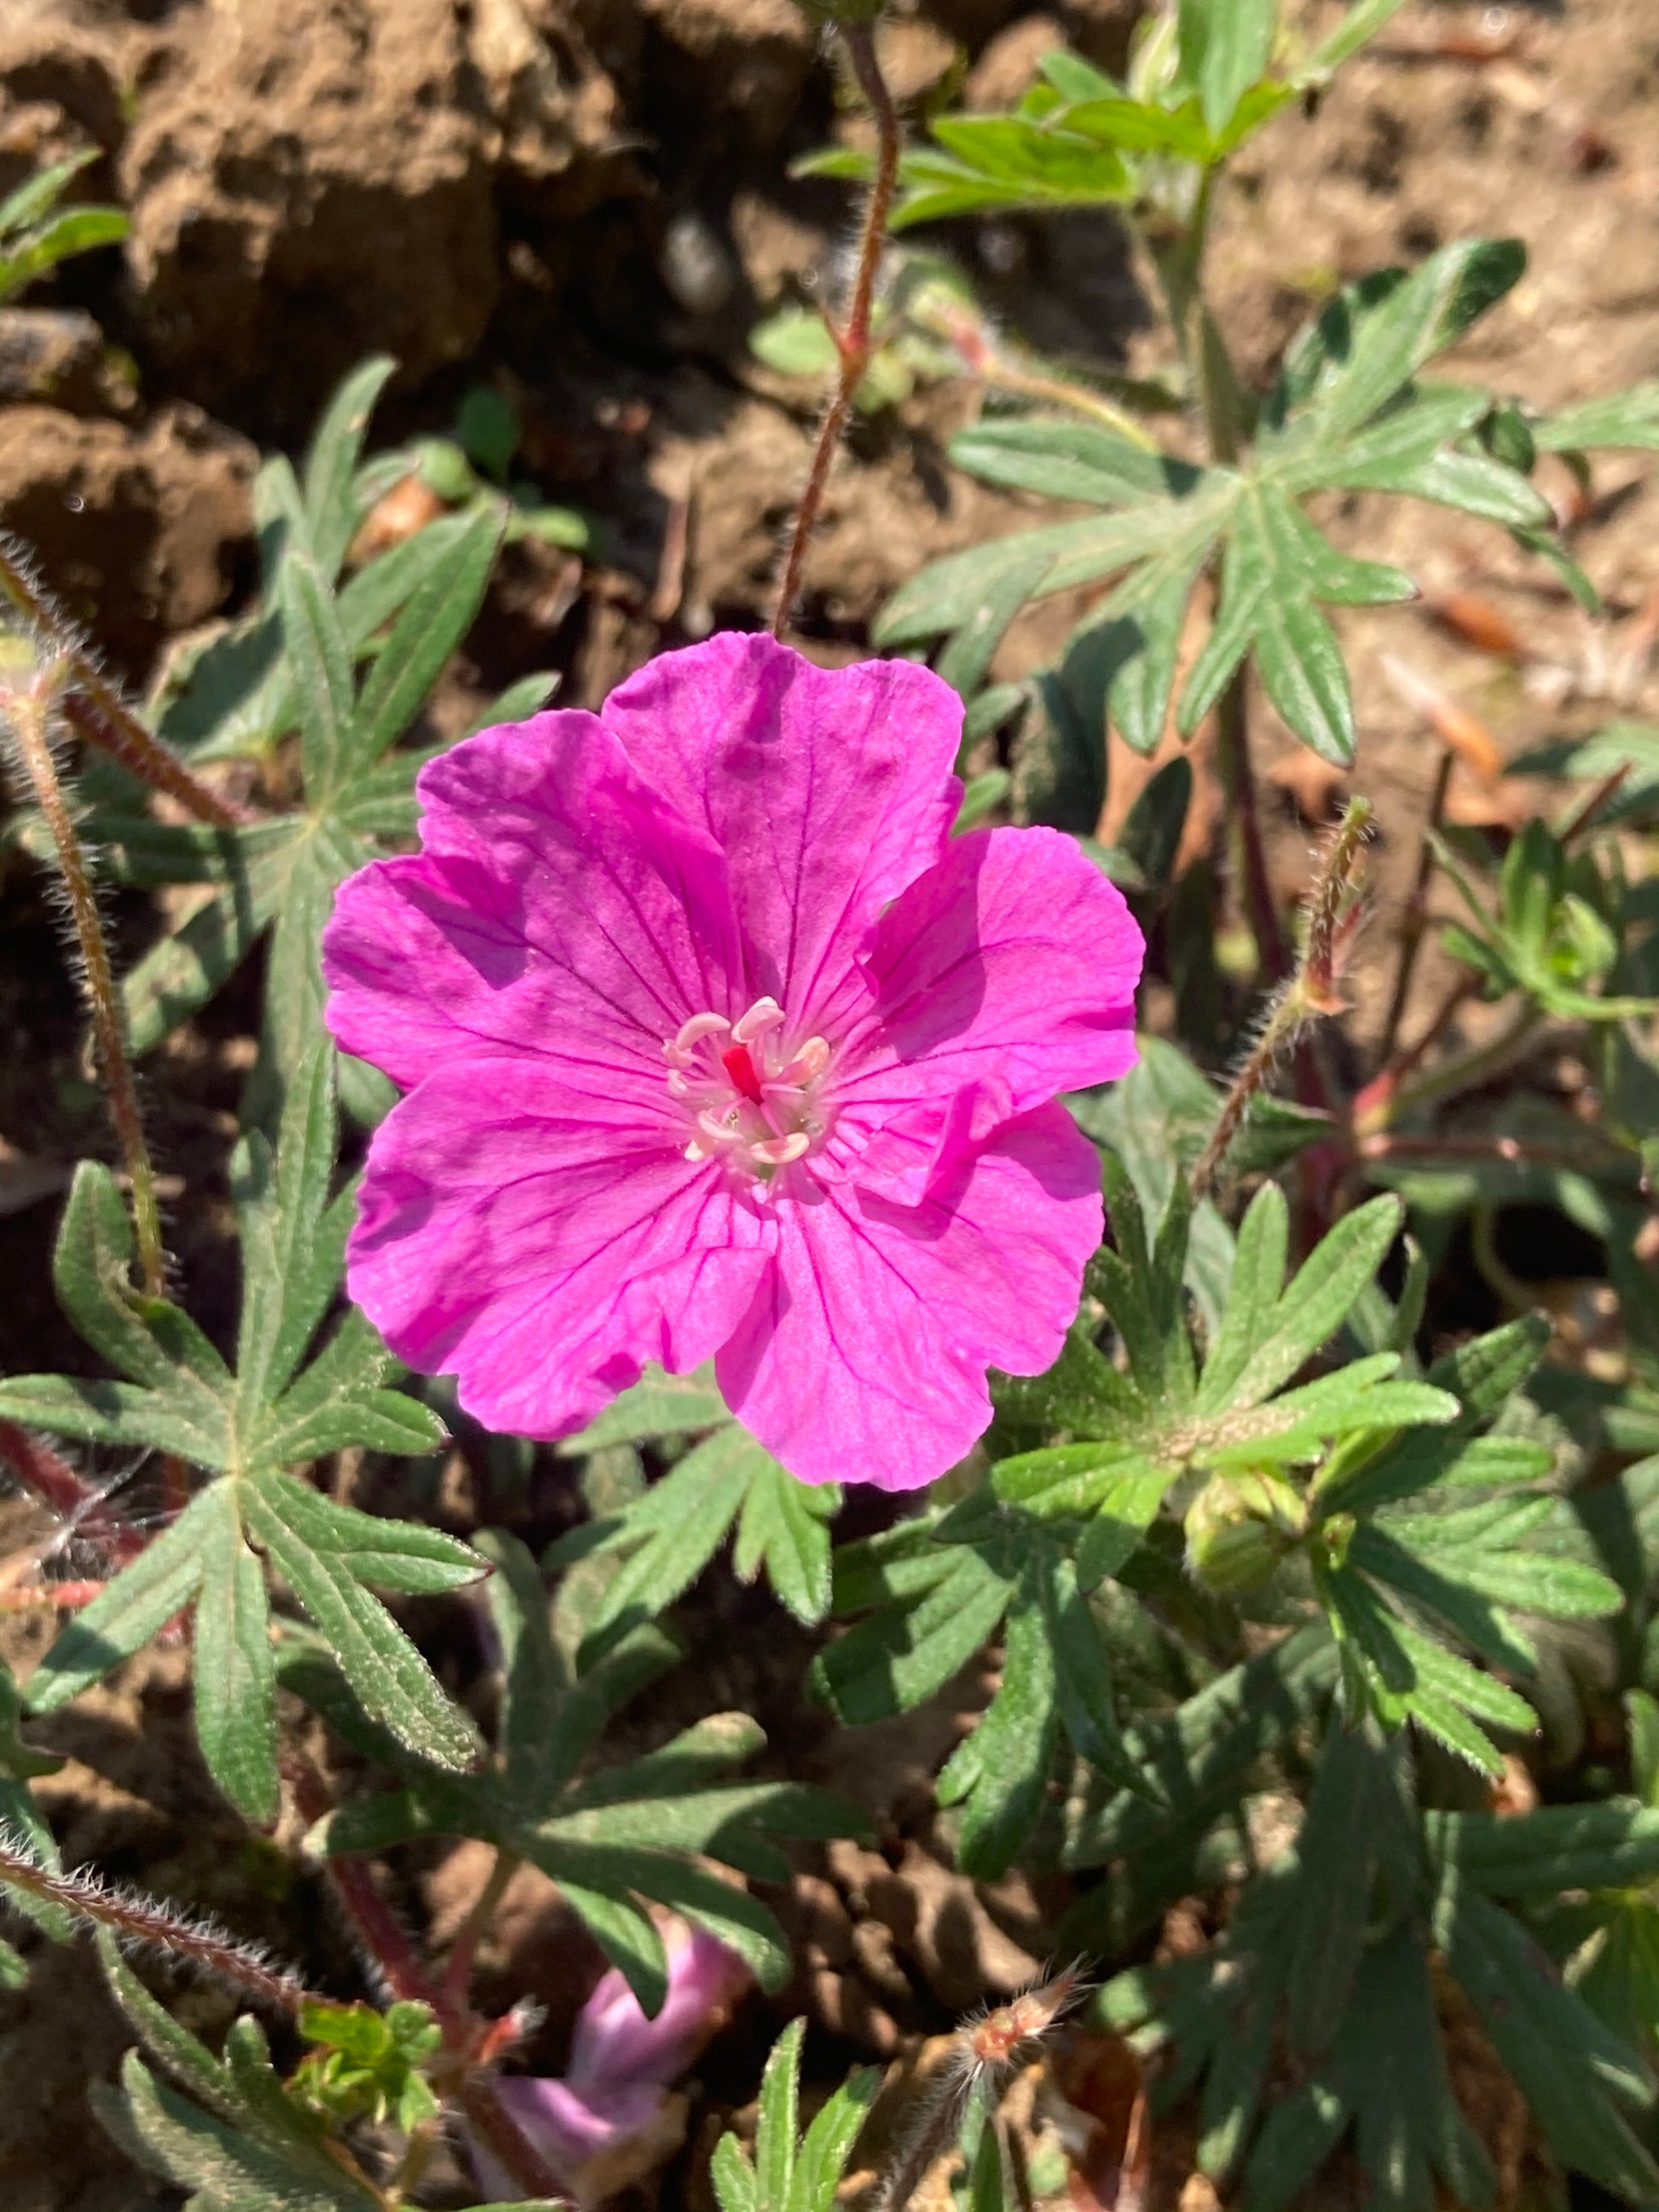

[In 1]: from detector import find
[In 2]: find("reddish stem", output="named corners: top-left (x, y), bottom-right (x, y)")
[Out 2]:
top-left (0, 546), bottom-right (251, 829)
top-left (60, 690), bottom-right (252, 829)
top-left (0, 1420), bottom-right (147, 1565)
top-left (770, 22), bottom-right (901, 639)
top-left (0, 1420), bottom-right (95, 1523)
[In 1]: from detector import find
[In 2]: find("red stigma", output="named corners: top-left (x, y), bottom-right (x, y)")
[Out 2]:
top-left (721, 1042), bottom-right (766, 1106)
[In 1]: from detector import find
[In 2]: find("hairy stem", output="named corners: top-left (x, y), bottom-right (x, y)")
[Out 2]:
top-left (1374, 747), bottom-right (1453, 1069)
top-left (3, 671), bottom-right (165, 1295)
top-left (770, 21), bottom-right (900, 638)
top-left (0, 1419), bottom-right (102, 1527)
top-left (1194, 798), bottom-right (1370, 1198)
top-left (0, 544), bottom-right (249, 829)
top-left (0, 1831), bottom-right (309, 2013)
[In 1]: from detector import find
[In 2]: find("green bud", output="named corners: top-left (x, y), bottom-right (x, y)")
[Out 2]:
top-left (1184, 1471), bottom-right (1306, 1595)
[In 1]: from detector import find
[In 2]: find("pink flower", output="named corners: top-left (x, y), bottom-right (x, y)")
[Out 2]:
top-left (322, 632), bottom-right (1142, 1489)
top-left (471, 1920), bottom-right (749, 2203)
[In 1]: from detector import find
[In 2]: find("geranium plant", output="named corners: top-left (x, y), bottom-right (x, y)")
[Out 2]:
top-left (1, 1), bottom-right (1658, 2208)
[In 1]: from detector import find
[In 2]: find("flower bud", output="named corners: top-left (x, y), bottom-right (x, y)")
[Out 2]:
top-left (1184, 1471), bottom-right (1306, 1594)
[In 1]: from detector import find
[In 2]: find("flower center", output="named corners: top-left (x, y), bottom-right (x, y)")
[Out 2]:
top-left (663, 996), bottom-right (832, 1184)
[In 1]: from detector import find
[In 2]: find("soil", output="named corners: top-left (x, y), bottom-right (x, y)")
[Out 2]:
top-left (2, 1), bottom-right (1657, 2207)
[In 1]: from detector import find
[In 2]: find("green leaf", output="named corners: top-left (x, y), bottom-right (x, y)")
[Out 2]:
top-left (348, 501), bottom-right (502, 765)
top-left (1298, 0), bottom-right (1410, 79)
top-left (121, 824), bottom-right (301, 1056)
top-left (557, 1366), bottom-right (729, 1452)
top-left (1179, 0), bottom-right (1276, 135)
top-left (812, 1542), bottom-right (1014, 1724)
top-left (242, 1473), bottom-right (483, 1770)
top-left (939, 1558), bottom-right (1059, 1876)
top-left (947, 419), bottom-right (1198, 508)
top-left (232, 1043), bottom-right (343, 1411)
top-left (732, 1450), bottom-right (838, 1626)
top-left (714, 2131), bottom-right (761, 2212)
top-left (1199, 1195), bottom-right (1402, 1414)
top-left (754, 2015), bottom-right (801, 2212)
top-left (280, 552), bottom-right (354, 801)
top-left (1067, 1624), bottom-right (1339, 1867)
top-left (792, 2062), bottom-right (879, 2212)
top-left (95, 2050), bottom-right (380, 2212)
top-left (568, 1429), bottom-right (755, 1652)
top-left (0, 152), bottom-right (97, 238)
top-left (193, 1499), bottom-right (280, 1824)
top-left (1428, 1803), bottom-right (1659, 1897)
top-left (1041, 1553), bottom-right (1147, 1793)
top-left (303, 354), bottom-right (396, 581)
top-left (95, 1932), bottom-right (247, 2127)
top-left (1536, 381), bottom-right (1659, 454)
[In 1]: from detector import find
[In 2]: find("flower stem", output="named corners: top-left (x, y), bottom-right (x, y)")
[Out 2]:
top-left (2, 667), bottom-right (165, 1297)
top-left (1193, 798), bottom-right (1370, 1199)
top-left (0, 542), bottom-right (249, 829)
top-left (770, 20), bottom-right (900, 639)
top-left (0, 1831), bottom-right (309, 2013)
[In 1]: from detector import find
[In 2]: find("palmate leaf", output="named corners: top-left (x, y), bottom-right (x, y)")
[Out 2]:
top-left (1109, 1729), bottom-right (1495, 2212)
top-left (814, 1497), bottom-right (1150, 1880)
top-left (1108, 1750), bottom-right (1659, 2209)
top-left (75, 364), bottom-right (526, 1104)
top-left (881, 240), bottom-right (1593, 763)
top-left (293, 1530), bottom-right (865, 2013)
top-left (991, 1179), bottom-right (1451, 1560)
top-left (8, 1050), bottom-right (478, 1822)
top-left (1305, 1315), bottom-right (1622, 1773)
top-left (805, 0), bottom-right (1340, 230)
top-left (995, 1165), bottom-right (1613, 1773)
top-left (550, 1372), bottom-right (839, 1632)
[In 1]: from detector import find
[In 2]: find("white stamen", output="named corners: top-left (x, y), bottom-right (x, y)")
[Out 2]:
top-left (732, 996), bottom-right (786, 1046)
top-left (662, 1001), bottom-right (832, 1184)
top-left (665, 1011), bottom-right (731, 1066)
top-left (753, 1131), bottom-right (812, 1167)
top-left (780, 1035), bottom-right (830, 1084)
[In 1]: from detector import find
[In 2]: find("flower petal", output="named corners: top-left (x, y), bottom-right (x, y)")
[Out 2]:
top-left (601, 633), bottom-right (962, 1025)
top-left (323, 710), bottom-right (743, 1091)
top-left (569, 1924), bottom-right (750, 2091)
top-left (836, 825), bottom-right (1142, 1153)
top-left (717, 1103), bottom-right (1103, 1490)
top-left (348, 1059), bottom-right (775, 1437)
